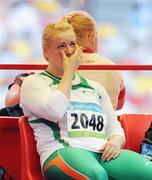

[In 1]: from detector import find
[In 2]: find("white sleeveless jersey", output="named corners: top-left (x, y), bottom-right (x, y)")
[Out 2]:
top-left (20, 70), bottom-right (125, 167)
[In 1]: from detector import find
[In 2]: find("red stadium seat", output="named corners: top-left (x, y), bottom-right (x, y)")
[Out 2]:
top-left (119, 114), bottom-right (152, 153)
top-left (0, 116), bottom-right (21, 179)
top-left (19, 116), bottom-right (44, 180)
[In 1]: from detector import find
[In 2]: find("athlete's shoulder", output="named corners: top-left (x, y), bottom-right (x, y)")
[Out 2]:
top-left (82, 52), bottom-right (115, 65)
top-left (100, 56), bottom-right (115, 65)
top-left (93, 55), bottom-right (115, 65)
top-left (24, 72), bottom-right (41, 81)
top-left (21, 71), bottom-right (46, 87)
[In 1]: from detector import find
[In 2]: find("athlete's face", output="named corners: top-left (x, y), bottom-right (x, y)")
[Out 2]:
top-left (44, 29), bottom-right (76, 69)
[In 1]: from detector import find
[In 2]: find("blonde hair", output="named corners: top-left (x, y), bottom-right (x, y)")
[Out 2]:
top-left (67, 11), bottom-right (96, 45)
top-left (42, 18), bottom-right (73, 60)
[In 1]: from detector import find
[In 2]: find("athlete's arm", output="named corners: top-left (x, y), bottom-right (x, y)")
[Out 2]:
top-left (5, 73), bottom-right (31, 107)
top-left (5, 84), bottom-right (21, 107)
top-left (116, 85), bottom-right (126, 110)
top-left (97, 83), bottom-right (125, 161)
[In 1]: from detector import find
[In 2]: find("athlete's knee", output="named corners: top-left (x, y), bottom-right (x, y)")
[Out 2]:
top-left (88, 167), bottom-right (108, 180)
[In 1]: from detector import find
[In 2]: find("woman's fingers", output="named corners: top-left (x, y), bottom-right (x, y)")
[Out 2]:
top-left (106, 149), bottom-right (120, 161)
top-left (75, 46), bottom-right (83, 54)
top-left (73, 46), bottom-right (83, 59)
top-left (101, 143), bottom-right (120, 161)
top-left (101, 143), bottom-right (112, 161)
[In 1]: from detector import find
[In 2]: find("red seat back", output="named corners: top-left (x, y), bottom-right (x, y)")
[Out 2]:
top-left (19, 116), bottom-right (44, 180)
top-left (0, 116), bottom-right (21, 180)
top-left (119, 114), bottom-right (152, 153)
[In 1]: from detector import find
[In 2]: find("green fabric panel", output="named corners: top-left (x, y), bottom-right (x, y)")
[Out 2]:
top-left (29, 118), bottom-right (68, 146)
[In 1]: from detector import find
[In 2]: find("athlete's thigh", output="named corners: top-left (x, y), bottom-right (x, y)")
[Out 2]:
top-left (44, 146), bottom-right (108, 180)
top-left (100, 149), bottom-right (152, 180)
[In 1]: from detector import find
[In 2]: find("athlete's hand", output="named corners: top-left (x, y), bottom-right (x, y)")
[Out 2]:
top-left (100, 142), bottom-right (120, 161)
top-left (60, 46), bottom-right (83, 73)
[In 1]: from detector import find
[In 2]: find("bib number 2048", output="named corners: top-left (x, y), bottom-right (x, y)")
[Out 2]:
top-left (71, 113), bottom-right (104, 132)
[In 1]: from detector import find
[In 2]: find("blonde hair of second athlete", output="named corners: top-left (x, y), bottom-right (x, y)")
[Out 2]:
top-left (67, 11), bottom-right (97, 52)
top-left (42, 17), bottom-right (73, 60)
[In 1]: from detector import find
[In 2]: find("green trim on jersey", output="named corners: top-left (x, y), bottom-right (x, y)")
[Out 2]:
top-left (29, 118), bottom-right (69, 146)
top-left (39, 71), bottom-right (59, 85)
top-left (39, 70), bottom-right (95, 91)
top-left (68, 130), bottom-right (106, 139)
top-left (72, 76), bottom-right (94, 91)
top-left (44, 70), bottom-right (76, 81)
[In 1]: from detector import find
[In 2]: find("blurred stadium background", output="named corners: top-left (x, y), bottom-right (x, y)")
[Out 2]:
top-left (0, 0), bottom-right (152, 114)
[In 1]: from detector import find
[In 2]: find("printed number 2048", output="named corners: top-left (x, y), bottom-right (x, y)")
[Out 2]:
top-left (71, 113), bottom-right (104, 132)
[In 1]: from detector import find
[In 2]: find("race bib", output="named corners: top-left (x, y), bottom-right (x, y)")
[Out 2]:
top-left (67, 102), bottom-right (107, 138)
